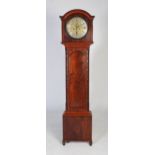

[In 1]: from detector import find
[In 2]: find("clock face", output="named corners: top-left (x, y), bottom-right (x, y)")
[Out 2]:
top-left (66, 17), bottom-right (88, 39)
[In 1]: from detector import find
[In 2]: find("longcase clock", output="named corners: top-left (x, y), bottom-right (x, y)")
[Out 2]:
top-left (60, 9), bottom-right (94, 145)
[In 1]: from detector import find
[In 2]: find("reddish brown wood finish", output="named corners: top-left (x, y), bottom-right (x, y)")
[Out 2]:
top-left (60, 9), bottom-right (94, 145)
top-left (67, 48), bottom-right (89, 112)
top-left (63, 112), bottom-right (92, 142)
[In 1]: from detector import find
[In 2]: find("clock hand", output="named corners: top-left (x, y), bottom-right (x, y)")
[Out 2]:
top-left (75, 19), bottom-right (80, 36)
top-left (75, 24), bottom-right (78, 36)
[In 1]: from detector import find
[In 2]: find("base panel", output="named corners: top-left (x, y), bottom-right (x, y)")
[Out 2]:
top-left (63, 111), bottom-right (92, 145)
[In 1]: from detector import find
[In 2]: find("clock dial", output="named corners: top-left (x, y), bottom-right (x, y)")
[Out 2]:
top-left (66, 17), bottom-right (88, 39)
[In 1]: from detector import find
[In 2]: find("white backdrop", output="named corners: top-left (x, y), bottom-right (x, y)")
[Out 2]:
top-left (1, 0), bottom-right (155, 155)
top-left (46, 0), bottom-right (108, 154)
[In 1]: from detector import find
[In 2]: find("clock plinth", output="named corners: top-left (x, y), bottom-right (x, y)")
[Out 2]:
top-left (60, 9), bottom-right (94, 145)
top-left (63, 111), bottom-right (92, 145)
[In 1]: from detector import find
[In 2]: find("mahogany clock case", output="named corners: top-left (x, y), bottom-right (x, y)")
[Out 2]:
top-left (60, 9), bottom-right (94, 145)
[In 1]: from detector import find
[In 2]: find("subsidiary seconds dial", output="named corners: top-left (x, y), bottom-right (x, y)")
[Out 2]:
top-left (66, 17), bottom-right (88, 39)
